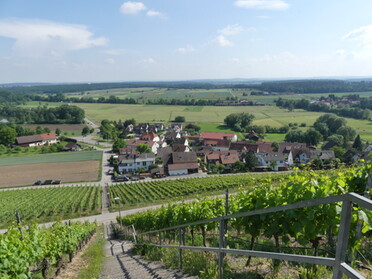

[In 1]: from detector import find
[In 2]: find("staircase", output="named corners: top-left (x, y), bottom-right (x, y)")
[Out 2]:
top-left (100, 224), bottom-right (197, 279)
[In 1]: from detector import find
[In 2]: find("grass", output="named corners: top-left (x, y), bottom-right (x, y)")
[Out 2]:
top-left (23, 101), bottom-right (372, 141)
top-left (0, 150), bottom-right (102, 166)
top-left (76, 225), bottom-right (105, 279)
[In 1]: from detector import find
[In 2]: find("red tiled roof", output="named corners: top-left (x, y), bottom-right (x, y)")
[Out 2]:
top-left (140, 132), bottom-right (158, 140)
top-left (220, 153), bottom-right (240, 164)
top-left (39, 133), bottom-right (57, 141)
top-left (201, 132), bottom-right (236, 140)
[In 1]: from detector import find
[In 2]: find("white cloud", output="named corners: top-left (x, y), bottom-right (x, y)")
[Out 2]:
top-left (257, 15), bottom-right (270, 19)
top-left (231, 58), bottom-right (240, 63)
top-left (234, 0), bottom-right (290, 10)
top-left (219, 24), bottom-right (244, 36)
top-left (176, 45), bottom-right (196, 54)
top-left (343, 25), bottom-right (372, 48)
top-left (214, 35), bottom-right (233, 47)
top-left (104, 49), bottom-right (126, 56)
top-left (146, 10), bottom-right (165, 18)
top-left (139, 58), bottom-right (156, 64)
top-left (120, 2), bottom-right (146, 14)
top-left (106, 58), bottom-right (115, 65)
top-left (0, 19), bottom-right (107, 57)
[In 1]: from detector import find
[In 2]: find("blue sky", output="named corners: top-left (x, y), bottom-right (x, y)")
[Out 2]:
top-left (1, 0), bottom-right (372, 83)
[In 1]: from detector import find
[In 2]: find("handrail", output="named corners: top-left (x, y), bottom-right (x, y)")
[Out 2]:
top-left (129, 192), bottom-right (371, 279)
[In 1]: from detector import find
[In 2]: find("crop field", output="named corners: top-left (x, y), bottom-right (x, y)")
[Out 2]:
top-left (0, 161), bottom-right (100, 187)
top-left (0, 185), bottom-right (101, 227)
top-left (108, 173), bottom-right (286, 210)
top-left (64, 87), bottom-right (233, 100)
top-left (0, 150), bottom-right (102, 166)
top-left (0, 151), bottom-right (102, 187)
top-left (23, 101), bottom-right (372, 140)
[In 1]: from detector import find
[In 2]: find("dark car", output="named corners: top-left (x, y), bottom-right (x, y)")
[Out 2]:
top-left (34, 179), bottom-right (42, 185)
top-left (115, 176), bottom-right (130, 182)
top-left (42, 179), bottom-right (53, 185)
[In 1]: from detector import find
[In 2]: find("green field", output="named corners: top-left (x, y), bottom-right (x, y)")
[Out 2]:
top-left (0, 150), bottom-right (102, 167)
top-left (61, 87), bottom-right (372, 106)
top-left (22, 101), bottom-right (372, 141)
top-left (64, 87), bottom-right (233, 100)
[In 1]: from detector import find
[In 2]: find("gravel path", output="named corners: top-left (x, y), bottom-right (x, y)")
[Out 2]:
top-left (100, 223), bottom-right (198, 279)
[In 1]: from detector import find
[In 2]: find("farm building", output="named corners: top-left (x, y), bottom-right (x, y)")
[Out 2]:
top-left (16, 133), bottom-right (58, 147)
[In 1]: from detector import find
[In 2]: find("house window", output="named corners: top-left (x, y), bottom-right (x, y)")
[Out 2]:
top-left (123, 163), bottom-right (128, 166)
top-left (142, 162), bottom-right (147, 166)
top-left (137, 162), bottom-right (141, 165)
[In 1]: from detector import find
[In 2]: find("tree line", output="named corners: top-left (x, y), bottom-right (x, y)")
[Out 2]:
top-left (6, 79), bottom-right (372, 95)
top-left (250, 79), bottom-right (372, 93)
top-left (0, 104), bottom-right (85, 124)
top-left (275, 97), bottom-right (370, 120)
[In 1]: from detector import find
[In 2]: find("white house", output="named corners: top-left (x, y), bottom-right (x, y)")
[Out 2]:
top-left (255, 152), bottom-right (293, 171)
top-left (118, 153), bottom-right (155, 174)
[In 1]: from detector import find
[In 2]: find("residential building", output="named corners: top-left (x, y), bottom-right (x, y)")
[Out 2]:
top-left (255, 152), bottom-right (293, 171)
top-left (118, 153), bottom-right (155, 174)
top-left (167, 152), bottom-right (199, 176)
top-left (201, 132), bottom-right (238, 142)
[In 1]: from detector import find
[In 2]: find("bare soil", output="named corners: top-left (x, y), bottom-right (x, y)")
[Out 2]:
top-left (0, 160), bottom-right (100, 187)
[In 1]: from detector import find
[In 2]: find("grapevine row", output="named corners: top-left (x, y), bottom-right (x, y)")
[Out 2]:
top-left (0, 221), bottom-right (96, 278)
top-left (0, 185), bottom-right (102, 228)
top-left (120, 165), bottom-right (372, 259)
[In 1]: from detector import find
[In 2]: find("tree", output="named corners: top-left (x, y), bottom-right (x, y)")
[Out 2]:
top-left (285, 129), bottom-right (304, 143)
top-left (0, 126), bottom-right (16, 146)
top-left (174, 116), bottom-right (185, 122)
top-left (224, 113), bottom-right (255, 132)
top-left (112, 139), bottom-right (127, 153)
top-left (245, 152), bottom-right (258, 171)
top-left (35, 126), bottom-right (43, 134)
top-left (55, 128), bottom-right (61, 136)
top-left (326, 134), bottom-right (344, 146)
top-left (137, 143), bottom-right (151, 153)
top-left (82, 126), bottom-right (90, 136)
top-left (352, 135), bottom-right (363, 151)
top-left (336, 126), bottom-right (356, 143)
top-left (303, 129), bottom-right (322, 146)
top-left (271, 142), bottom-right (279, 152)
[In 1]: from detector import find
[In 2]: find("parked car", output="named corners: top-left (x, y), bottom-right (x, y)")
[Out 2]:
top-left (130, 176), bottom-right (140, 181)
top-left (34, 179), bottom-right (42, 185)
top-left (42, 179), bottom-right (53, 185)
top-left (115, 176), bottom-right (130, 182)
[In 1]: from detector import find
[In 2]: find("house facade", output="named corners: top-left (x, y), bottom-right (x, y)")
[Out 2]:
top-left (118, 153), bottom-right (155, 174)
top-left (255, 152), bottom-right (293, 171)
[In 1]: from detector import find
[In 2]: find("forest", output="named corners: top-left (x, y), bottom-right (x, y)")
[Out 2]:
top-left (4, 79), bottom-right (372, 95)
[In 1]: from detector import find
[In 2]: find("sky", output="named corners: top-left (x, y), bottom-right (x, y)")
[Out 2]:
top-left (1, 0), bottom-right (372, 83)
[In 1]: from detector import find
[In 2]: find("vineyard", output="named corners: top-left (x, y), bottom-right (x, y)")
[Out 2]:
top-left (108, 173), bottom-right (287, 210)
top-left (120, 165), bottom-right (372, 278)
top-left (0, 221), bottom-right (97, 278)
top-left (0, 186), bottom-right (102, 228)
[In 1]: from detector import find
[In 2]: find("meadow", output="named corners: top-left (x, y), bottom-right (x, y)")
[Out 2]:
top-left (64, 87), bottom-right (234, 100)
top-left (22, 101), bottom-right (372, 141)
top-left (62, 87), bottom-right (372, 105)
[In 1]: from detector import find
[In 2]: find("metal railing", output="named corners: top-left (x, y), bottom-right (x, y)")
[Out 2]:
top-left (124, 192), bottom-right (372, 279)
